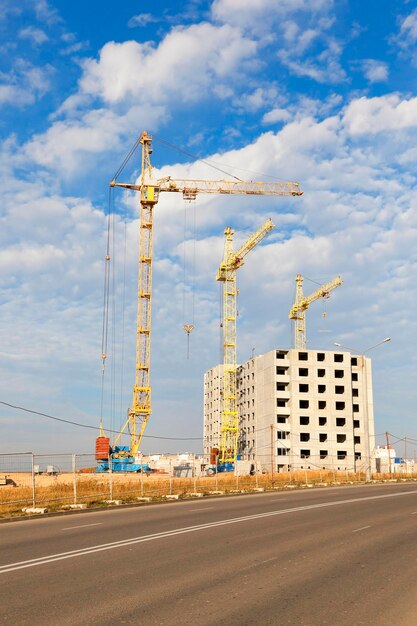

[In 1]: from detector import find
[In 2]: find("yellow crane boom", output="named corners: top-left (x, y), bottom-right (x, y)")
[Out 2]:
top-left (111, 131), bottom-right (302, 455)
top-left (217, 218), bottom-right (275, 464)
top-left (111, 178), bottom-right (302, 199)
top-left (289, 274), bottom-right (343, 350)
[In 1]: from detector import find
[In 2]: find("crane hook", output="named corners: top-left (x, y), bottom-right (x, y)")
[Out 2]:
top-left (183, 325), bottom-right (194, 360)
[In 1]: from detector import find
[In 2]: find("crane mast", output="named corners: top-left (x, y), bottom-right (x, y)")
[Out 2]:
top-left (217, 219), bottom-right (274, 464)
top-left (110, 131), bottom-right (302, 455)
top-left (289, 274), bottom-right (343, 350)
top-left (112, 132), bottom-right (155, 454)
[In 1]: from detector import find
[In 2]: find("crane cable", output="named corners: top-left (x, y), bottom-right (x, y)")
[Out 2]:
top-left (110, 200), bottom-right (117, 435)
top-left (182, 201), bottom-right (197, 359)
top-left (99, 187), bottom-right (113, 435)
top-left (118, 219), bottom-right (127, 430)
top-left (112, 137), bottom-right (141, 182)
top-left (100, 137), bottom-right (142, 436)
top-left (152, 134), bottom-right (244, 181)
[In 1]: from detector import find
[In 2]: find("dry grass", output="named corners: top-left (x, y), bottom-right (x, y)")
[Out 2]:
top-left (1, 470), bottom-right (416, 518)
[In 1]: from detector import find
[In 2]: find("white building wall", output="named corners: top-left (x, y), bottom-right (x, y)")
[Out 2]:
top-left (203, 364), bottom-right (223, 458)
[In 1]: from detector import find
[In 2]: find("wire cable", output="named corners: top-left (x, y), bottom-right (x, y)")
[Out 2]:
top-left (99, 187), bottom-right (112, 430)
top-left (152, 134), bottom-right (243, 181)
top-left (111, 137), bottom-right (141, 182)
top-left (0, 401), bottom-right (202, 441)
top-left (119, 219), bottom-right (127, 430)
top-left (152, 133), bottom-right (287, 182)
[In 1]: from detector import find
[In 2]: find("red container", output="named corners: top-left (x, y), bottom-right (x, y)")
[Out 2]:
top-left (210, 447), bottom-right (219, 465)
top-left (95, 436), bottom-right (110, 461)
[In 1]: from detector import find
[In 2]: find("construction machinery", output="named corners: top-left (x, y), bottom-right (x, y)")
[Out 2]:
top-left (289, 274), bottom-right (342, 349)
top-left (98, 131), bottom-right (302, 469)
top-left (94, 438), bottom-right (151, 473)
top-left (215, 218), bottom-right (275, 470)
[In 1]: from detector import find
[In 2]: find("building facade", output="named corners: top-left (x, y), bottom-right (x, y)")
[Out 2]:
top-left (203, 348), bottom-right (375, 473)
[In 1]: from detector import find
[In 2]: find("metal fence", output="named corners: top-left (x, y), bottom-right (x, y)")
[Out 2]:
top-left (0, 452), bottom-right (416, 518)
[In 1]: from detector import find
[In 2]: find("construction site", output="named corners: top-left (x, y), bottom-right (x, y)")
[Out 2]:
top-left (4, 7), bottom-right (417, 625)
top-left (1, 130), bottom-right (415, 518)
top-left (95, 132), bottom-right (393, 478)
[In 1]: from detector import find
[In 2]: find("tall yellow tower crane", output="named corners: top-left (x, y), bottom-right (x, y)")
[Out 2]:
top-left (110, 131), bottom-right (302, 456)
top-left (289, 274), bottom-right (343, 350)
top-left (216, 218), bottom-right (274, 465)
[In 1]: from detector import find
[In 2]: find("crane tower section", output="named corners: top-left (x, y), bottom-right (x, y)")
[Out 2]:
top-left (217, 219), bottom-right (275, 465)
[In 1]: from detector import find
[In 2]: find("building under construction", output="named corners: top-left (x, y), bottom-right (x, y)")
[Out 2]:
top-left (203, 348), bottom-right (375, 474)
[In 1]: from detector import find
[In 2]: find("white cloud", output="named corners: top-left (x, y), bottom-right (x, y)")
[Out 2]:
top-left (342, 94), bottom-right (417, 135)
top-left (392, 8), bottom-right (417, 65)
top-left (0, 61), bottom-right (52, 108)
top-left (34, 0), bottom-right (61, 25)
top-left (127, 13), bottom-right (158, 28)
top-left (398, 8), bottom-right (417, 45)
top-left (24, 22), bottom-right (257, 175)
top-left (278, 38), bottom-right (346, 84)
top-left (262, 107), bottom-right (291, 124)
top-left (237, 87), bottom-right (280, 113)
top-left (78, 24), bottom-right (257, 105)
top-left (19, 26), bottom-right (48, 44)
top-left (0, 84), bottom-right (27, 106)
top-left (24, 104), bottom-right (165, 175)
top-left (361, 59), bottom-right (388, 83)
top-left (282, 20), bottom-right (320, 55)
top-left (211, 0), bottom-right (333, 28)
top-left (60, 41), bottom-right (89, 56)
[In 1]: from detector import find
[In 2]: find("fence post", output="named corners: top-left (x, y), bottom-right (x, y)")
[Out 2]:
top-left (72, 454), bottom-right (77, 505)
top-left (109, 454), bottom-right (113, 500)
top-left (31, 453), bottom-right (36, 508)
top-left (215, 454), bottom-right (218, 491)
top-left (169, 459), bottom-right (172, 495)
top-left (193, 459), bottom-right (197, 493)
top-left (140, 453), bottom-right (144, 497)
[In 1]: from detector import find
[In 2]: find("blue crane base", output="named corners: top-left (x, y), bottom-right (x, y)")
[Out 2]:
top-left (206, 462), bottom-right (234, 475)
top-left (96, 446), bottom-right (151, 474)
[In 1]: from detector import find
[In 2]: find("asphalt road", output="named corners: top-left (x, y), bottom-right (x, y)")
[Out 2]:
top-left (0, 483), bottom-right (416, 625)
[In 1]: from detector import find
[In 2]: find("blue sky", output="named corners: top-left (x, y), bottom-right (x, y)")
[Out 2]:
top-left (1, 0), bottom-right (417, 455)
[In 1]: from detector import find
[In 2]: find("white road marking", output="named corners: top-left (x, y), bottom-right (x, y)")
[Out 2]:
top-left (62, 523), bottom-right (103, 531)
top-left (352, 525), bottom-right (371, 533)
top-left (189, 507), bottom-right (214, 511)
top-left (1, 488), bottom-right (416, 575)
top-left (240, 557), bottom-right (278, 573)
top-left (411, 511), bottom-right (417, 515)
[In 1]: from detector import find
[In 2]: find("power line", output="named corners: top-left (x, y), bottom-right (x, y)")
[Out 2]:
top-left (0, 401), bottom-right (202, 441)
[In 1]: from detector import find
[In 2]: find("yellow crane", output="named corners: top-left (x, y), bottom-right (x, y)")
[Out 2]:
top-left (110, 131), bottom-right (302, 455)
top-left (289, 274), bottom-right (343, 350)
top-left (217, 218), bottom-right (275, 465)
